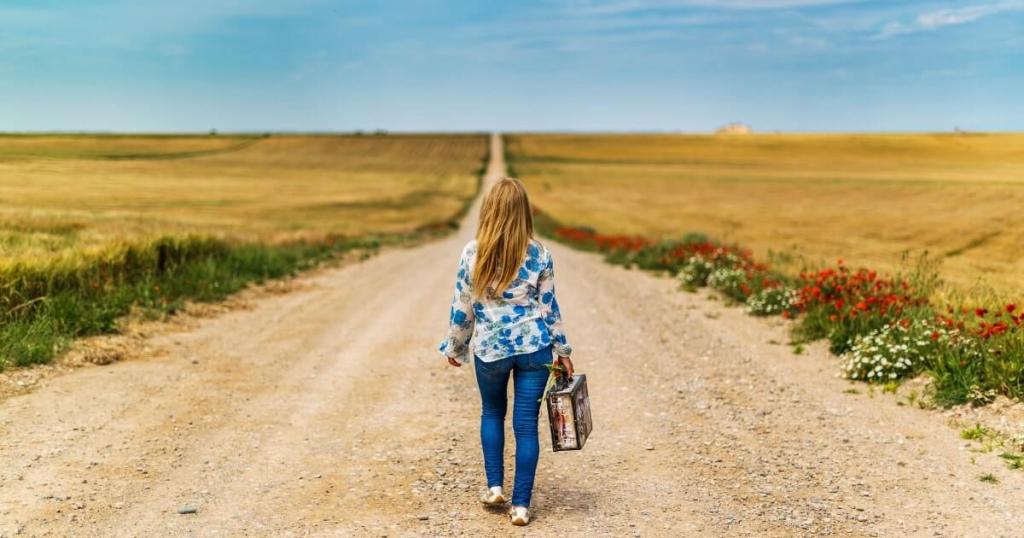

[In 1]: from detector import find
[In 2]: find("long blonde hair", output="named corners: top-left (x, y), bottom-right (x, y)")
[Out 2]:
top-left (473, 178), bottom-right (534, 298)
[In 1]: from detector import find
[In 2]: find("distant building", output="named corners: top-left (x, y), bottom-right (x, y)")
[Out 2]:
top-left (716, 122), bottom-right (751, 134)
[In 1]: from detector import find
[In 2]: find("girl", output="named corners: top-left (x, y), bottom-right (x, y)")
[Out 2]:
top-left (439, 177), bottom-right (574, 527)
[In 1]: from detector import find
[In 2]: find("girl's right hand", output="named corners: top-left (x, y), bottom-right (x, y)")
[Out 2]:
top-left (556, 355), bottom-right (574, 378)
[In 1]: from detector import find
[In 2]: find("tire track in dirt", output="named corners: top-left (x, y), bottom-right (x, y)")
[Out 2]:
top-left (1, 134), bottom-right (1022, 537)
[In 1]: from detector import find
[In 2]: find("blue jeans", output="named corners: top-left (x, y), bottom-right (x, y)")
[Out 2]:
top-left (474, 345), bottom-right (553, 507)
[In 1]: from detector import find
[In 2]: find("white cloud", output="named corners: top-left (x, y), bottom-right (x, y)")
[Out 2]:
top-left (875, 1), bottom-right (1024, 39)
top-left (874, 20), bottom-right (912, 39)
top-left (917, 2), bottom-right (1022, 28)
top-left (558, 0), bottom-right (854, 15)
top-left (684, 0), bottom-right (852, 7)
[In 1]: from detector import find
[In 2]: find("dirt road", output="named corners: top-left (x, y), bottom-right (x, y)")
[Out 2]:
top-left (1, 134), bottom-right (1022, 537)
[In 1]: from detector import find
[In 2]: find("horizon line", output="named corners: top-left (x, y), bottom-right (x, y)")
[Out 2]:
top-left (0, 129), bottom-right (1021, 136)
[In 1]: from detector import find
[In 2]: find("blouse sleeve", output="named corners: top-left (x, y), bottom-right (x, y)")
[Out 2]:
top-left (439, 246), bottom-right (475, 363)
top-left (538, 250), bottom-right (572, 357)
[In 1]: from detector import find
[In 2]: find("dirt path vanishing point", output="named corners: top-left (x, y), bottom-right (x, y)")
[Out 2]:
top-left (2, 134), bottom-right (1023, 537)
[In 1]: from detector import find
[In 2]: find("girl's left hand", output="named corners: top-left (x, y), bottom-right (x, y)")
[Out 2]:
top-left (447, 357), bottom-right (462, 367)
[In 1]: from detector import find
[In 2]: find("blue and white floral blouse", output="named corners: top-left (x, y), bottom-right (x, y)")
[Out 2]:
top-left (440, 239), bottom-right (572, 364)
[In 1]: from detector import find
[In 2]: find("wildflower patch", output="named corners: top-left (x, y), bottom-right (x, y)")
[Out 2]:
top-left (536, 211), bottom-right (1024, 408)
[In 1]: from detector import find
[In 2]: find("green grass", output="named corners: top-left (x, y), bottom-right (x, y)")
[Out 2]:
top-left (979, 473), bottom-right (999, 484)
top-left (951, 421), bottom-right (1024, 472)
top-left (961, 424), bottom-right (994, 441)
top-left (0, 235), bottom-right (371, 368)
top-left (1000, 452), bottom-right (1024, 470)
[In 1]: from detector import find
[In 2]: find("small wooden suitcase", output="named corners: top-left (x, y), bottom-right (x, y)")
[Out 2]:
top-left (546, 374), bottom-right (592, 451)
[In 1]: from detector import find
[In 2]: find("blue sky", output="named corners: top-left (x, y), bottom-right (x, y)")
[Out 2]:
top-left (1, 0), bottom-right (1022, 132)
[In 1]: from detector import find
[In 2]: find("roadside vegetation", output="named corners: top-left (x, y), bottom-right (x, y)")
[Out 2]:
top-left (536, 213), bottom-right (1023, 410)
top-left (0, 134), bottom-right (488, 369)
top-left (510, 133), bottom-right (1024, 413)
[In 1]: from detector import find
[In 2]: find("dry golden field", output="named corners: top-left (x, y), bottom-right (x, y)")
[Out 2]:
top-left (508, 133), bottom-right (1024, 297)
top-left (0, 133), bottom-right (486, 368)
top-left (0, 134), bottom-right (254, 160)
top-left (0, 134), bottom-right (487, 265)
